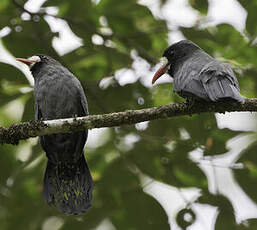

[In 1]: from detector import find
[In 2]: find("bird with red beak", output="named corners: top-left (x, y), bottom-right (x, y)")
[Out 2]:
top-left (17, 54), bottom-right (93, 215)
top-left (152, 40), bottom-right (245, 104)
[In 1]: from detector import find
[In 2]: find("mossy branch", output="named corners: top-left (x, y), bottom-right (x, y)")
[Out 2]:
top-left (0, 98), bottom-right (257, 145)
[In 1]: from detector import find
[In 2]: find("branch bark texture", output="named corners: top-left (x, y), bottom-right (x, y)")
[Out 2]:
top-left (1, 98), bottom-right (257, 145)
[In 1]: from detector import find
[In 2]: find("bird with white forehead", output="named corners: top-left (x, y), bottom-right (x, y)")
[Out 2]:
top-left (17, 54), bottom-right (93, 215)
top-left (152, 40), bottom-right (245, 104)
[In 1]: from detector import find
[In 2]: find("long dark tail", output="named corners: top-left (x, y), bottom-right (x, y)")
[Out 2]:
top-left (43, 156), bottom-right (93, 215)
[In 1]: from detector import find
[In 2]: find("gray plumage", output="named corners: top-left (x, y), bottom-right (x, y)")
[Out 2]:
top-left (31, 55), bottom-right (93, 215)
top-left (162, 40), bottom-right (245, 103)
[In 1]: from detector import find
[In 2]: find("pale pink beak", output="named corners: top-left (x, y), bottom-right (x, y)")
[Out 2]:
top-left (152, 63), bottom-right (169, 84)
top-left (16, 58), bottom-right (37, 66)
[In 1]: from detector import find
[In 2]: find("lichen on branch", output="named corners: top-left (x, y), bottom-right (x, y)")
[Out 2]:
top-left (0, 98), bottom-right (257, 145)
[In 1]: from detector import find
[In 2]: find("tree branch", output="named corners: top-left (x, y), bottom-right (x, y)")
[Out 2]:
top-left (1, 98), bottom-right (257, 145)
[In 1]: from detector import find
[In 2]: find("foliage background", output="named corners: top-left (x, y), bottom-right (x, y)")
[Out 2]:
top-left (0, 0), bottom-right (257, 229)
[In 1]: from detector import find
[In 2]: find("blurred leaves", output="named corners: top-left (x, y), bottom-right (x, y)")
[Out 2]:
top-left (198, 193), bottom-right (237, 230)
top-left (0, 62), bottom-right (27, 83)
top-left (189, 0), bottom-right (208, 14)
top-left (0, 62), bottom-right (27, 108)
top-left (0, 0), bottom-right (257, 229)
top-left (235, 140), bottom-right (257, 204)
top-left (3, 18), bottom-right (57, 58)
top-left (237, 0), bottom-right (257, 37)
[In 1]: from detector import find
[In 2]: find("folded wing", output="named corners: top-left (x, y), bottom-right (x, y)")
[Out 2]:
top-left (199, 61), bottom-right (245, 103)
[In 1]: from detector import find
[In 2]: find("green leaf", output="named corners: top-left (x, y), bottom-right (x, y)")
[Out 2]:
top-left (2, 18), bottom-right (55, 57)
top-left (189, 0), bottom-right (209, 14)
top-left (238, 0), bottom-right (257, 37)
top-left (0, 62), bottom-right (28, 83)
top-left (234, 140), bottom-right (257, 204)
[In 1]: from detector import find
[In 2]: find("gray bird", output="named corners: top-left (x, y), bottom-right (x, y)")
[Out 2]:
top-left (17, 55), bottom-right (93, 215)
top-left (152, 40), bottom-right (245, 104)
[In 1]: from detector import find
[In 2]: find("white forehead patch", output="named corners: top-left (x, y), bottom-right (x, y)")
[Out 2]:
top-left (28, 55), bottom-right (41, 69)
top-left (160, 57), bottom-right (169, 66)
top-left (28, 55), bottom-right (41, 62)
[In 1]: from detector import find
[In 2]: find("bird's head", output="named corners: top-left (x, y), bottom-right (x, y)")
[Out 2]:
top-left (152, 40), bottom-right (200, 84)
top-left (16, 54), bottom-right (60, 72)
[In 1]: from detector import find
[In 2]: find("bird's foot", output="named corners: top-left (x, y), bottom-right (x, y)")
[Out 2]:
top-left (186, 97), bottom-right (196, 111)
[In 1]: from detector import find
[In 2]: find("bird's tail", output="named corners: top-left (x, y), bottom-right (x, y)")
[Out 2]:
top-left (43, 156), bottom-right (93, 215)
top-left (208, 77), bottom-right (245, 103)
top-left (202, 74), bottom-right (245, 104)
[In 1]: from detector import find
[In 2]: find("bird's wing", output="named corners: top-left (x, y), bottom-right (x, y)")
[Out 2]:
top-left (35, 99), bottom-right (49, 152)
top-left (71, 77), bottom-right (89, 116)
top-left (69, 77), bottom-right (89, 148)
top-left (199, 61), bottom-right (244, 102)
top-left (35, 101), bottom-right (40, 120)
top-left (173, 58), bottom-right (209, 100)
